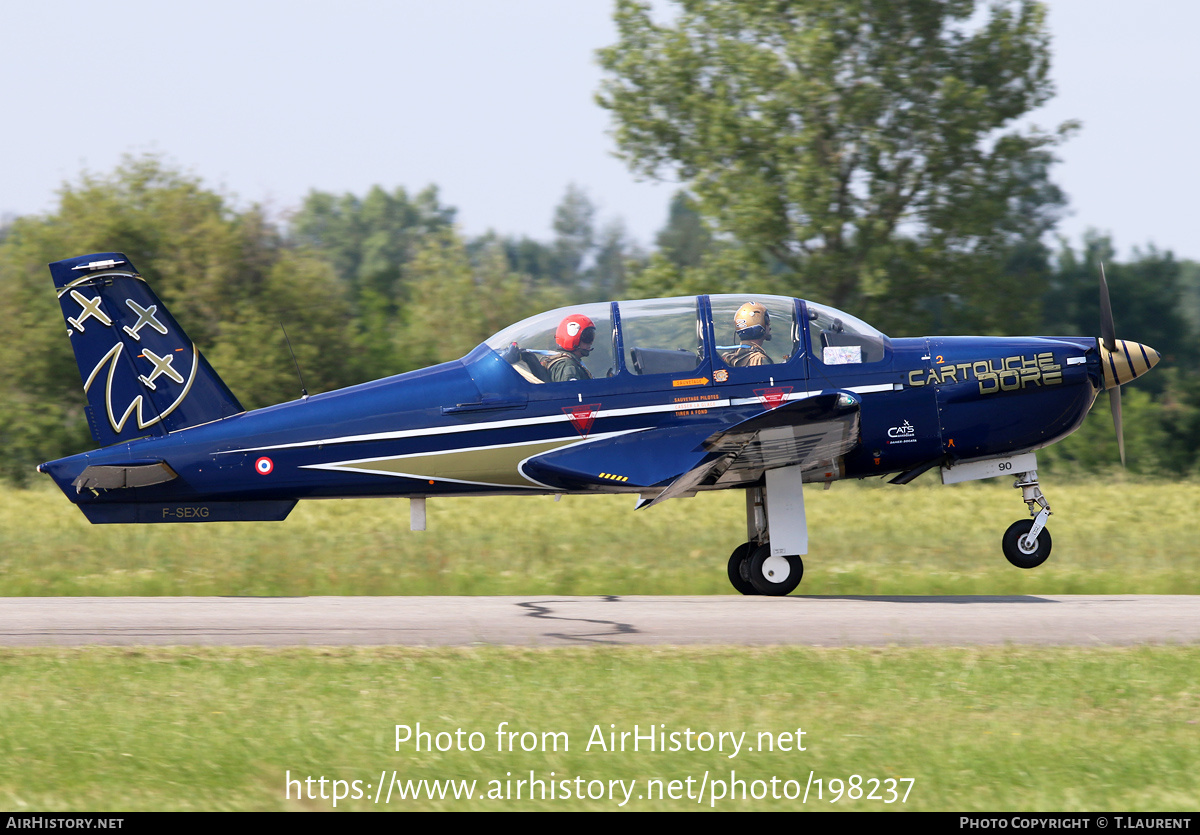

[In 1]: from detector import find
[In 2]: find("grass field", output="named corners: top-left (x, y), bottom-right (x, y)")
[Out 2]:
top-left (2, 477), bottom-right (1196, 596)
top-left (2, 478), bottom-right (1196, 812)
top-left (1, 645), bottom-right (1197, 811)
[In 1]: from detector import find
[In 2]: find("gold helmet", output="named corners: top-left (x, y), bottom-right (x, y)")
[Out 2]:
top-left (734, 302), bottom-right (771, 341)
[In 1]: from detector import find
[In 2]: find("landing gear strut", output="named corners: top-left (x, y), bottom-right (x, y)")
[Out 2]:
top-left (1002, 470), bottom-right (1052, 569)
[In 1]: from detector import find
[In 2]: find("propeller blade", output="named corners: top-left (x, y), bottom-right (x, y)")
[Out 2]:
top-left (1109, 387), bottom-right (1125, 467)
top-left (1099, 262), bottom-right (1117, 353)
top-left (1099, 263), bottom-right (1125, 465)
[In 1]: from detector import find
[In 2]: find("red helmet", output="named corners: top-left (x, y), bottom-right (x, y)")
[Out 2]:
top-left (556, 314), bottom-right (596, 352)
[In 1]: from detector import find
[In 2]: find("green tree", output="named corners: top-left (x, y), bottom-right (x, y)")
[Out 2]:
top-left (1043, 234), bottom-right (1195, 379)
top-left (593, 218), bottom-right (638, 299)
top-left (550, 183), bottom-right (598, 290)
top-left (478, 232), bottom-right (557, 285)
top-left (655, 191), bottom-right (713, 270)
top-left (289, 184), bottom-right (455, 296)
top-left (397, 229), bottom-right (567, 370)
top-left (206, 252), bottom-right (356, 410)
top-left (478, 186), bottom-right (639, 303)
top-left (0, 156), bottom-right (360, 480)
top-left (1036, 235), bottom-right (1200, 474)
top-left (598, 0), bottom-right (1074, 334)
top-left (1177, 259), bottom-right (1200, 337)
top-left (289, 185), bottom-right (456, 379)
top-left (0, 156), bottom-right (265, 480)
top-left (1157, 368), bottom-right (1200, 476)
top-left (1038, 386), bottom-right (1169, 476)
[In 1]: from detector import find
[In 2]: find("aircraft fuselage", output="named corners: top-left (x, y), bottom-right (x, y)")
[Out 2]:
top-left (41, 330), bottom-right (1102, 522)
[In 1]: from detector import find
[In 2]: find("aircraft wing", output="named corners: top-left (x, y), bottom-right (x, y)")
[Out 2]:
top-left (520, 392), bottom-right (860, 503)
top-left (641, 391), bottom-right (860, 507)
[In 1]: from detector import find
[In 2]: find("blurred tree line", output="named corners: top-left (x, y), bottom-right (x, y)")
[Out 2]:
top-left (0, 157), bottom-right (641, 483)
top-left (0, 155), bottom-right (1195, 484)
top-left (2, 0), bottom-right (1198, 483)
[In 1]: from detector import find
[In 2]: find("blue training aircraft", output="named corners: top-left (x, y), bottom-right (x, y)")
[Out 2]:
top-left (38, 252), bottom-right (1160, 595)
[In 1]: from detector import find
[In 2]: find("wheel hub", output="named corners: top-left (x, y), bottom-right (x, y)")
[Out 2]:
top-left (761, 554), bottom-right (792, 584)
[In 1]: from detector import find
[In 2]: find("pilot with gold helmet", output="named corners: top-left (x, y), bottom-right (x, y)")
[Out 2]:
top-left (722, 302), bottom-right (773, 367)
top-left (544, 314), bottom-right (596, 382)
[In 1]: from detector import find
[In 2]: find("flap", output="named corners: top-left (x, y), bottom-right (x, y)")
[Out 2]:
top-left (642, 392), bottom-right (861, 507)
top-left (520, 392), bottom-right (860, 500)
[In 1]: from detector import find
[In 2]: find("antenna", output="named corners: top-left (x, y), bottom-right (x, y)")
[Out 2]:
top-left (279, 321), bottom-right (309, 399)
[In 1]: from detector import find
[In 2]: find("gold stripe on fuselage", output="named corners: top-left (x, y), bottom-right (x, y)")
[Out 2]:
top-left (306, 436), bottom-right (595, 488)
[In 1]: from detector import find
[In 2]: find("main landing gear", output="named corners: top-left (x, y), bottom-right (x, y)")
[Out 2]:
top-left (727, 483), bottom-right (806, 596)
top-left (1002, 470), bottom-right (1052, 569)
top-left (727, 543), bottom-right (805, 596)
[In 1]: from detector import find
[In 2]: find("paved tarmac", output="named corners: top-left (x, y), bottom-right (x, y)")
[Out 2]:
top-left (1, 595), bottom-right (1197, 647)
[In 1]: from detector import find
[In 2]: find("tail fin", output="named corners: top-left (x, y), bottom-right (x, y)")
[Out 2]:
top-left (49, 253), bottom-right (243, 447)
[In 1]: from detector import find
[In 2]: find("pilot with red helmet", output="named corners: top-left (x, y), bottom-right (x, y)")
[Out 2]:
top-left (544, 314), bottom-right (596, 382)
top-left (722, 302), bottom-right (773, 367)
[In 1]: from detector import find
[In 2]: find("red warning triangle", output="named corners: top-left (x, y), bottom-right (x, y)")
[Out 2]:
top-left (563, 404), bottom-right (601, 437)
top-left (754, 386), bottom-right (792, 409)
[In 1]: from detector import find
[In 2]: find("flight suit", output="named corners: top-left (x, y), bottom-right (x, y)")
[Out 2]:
top-left (544, 352), bottom-right (593, 382)
top-left (722, 343), bottom-right (771, 367)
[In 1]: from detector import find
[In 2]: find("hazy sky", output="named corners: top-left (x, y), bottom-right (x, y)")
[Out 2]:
top-left (4, 1), bottom-right (1198, 260)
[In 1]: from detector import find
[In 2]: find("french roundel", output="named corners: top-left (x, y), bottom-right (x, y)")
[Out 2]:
top-left (255, 457), bottom-right (274, 475)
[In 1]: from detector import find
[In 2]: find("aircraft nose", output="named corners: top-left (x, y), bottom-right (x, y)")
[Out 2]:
top-left (1099, 339), bottom-right (1160, 389)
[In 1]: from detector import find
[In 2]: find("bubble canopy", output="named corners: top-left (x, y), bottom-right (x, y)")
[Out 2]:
top-left (804, 300), bottom-right (890, 365)
top-left (483, 295), bottom-right (890, 381)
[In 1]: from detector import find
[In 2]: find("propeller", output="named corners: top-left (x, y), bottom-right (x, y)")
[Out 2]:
top-left (1099, 264), bottom-right (1124, 465)
top-left (1096, 262), bottom-right (1160, 466)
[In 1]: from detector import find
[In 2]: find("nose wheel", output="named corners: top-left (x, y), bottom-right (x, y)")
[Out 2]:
top-left (1002, 519), bottom-right (1052, 568)
top-left (1002, 470), bottom-right (1053, 569)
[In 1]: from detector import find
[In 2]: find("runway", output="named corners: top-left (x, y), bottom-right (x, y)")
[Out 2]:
top-left (1, 595), bottom-right (1197, 647)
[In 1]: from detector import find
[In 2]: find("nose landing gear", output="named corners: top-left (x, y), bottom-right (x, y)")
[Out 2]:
top-left (1002, 470), bottom-right (1052, 569)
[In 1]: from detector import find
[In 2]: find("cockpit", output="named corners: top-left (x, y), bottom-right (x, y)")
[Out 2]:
top-left (804, 301), bottom-right (890, 365)
top-left (483, 294), bottom-right (890, 383)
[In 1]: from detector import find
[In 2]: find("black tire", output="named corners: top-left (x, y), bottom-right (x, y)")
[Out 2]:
top-left (727, 542), bottom-right (758, 595)
top-left (747, 544), bottom-right (804, 596)
top-left (1002, 519), bottom-right (1052, 569)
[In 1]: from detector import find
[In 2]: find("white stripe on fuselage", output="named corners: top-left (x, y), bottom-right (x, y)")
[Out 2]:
top-left (222, 384), bottom-right (892, 454)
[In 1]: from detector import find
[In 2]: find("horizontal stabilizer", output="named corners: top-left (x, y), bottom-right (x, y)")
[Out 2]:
top-left (78, 500), bottom-right (297, 524)
top-left (48, 253), bottom-right (243, 447)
